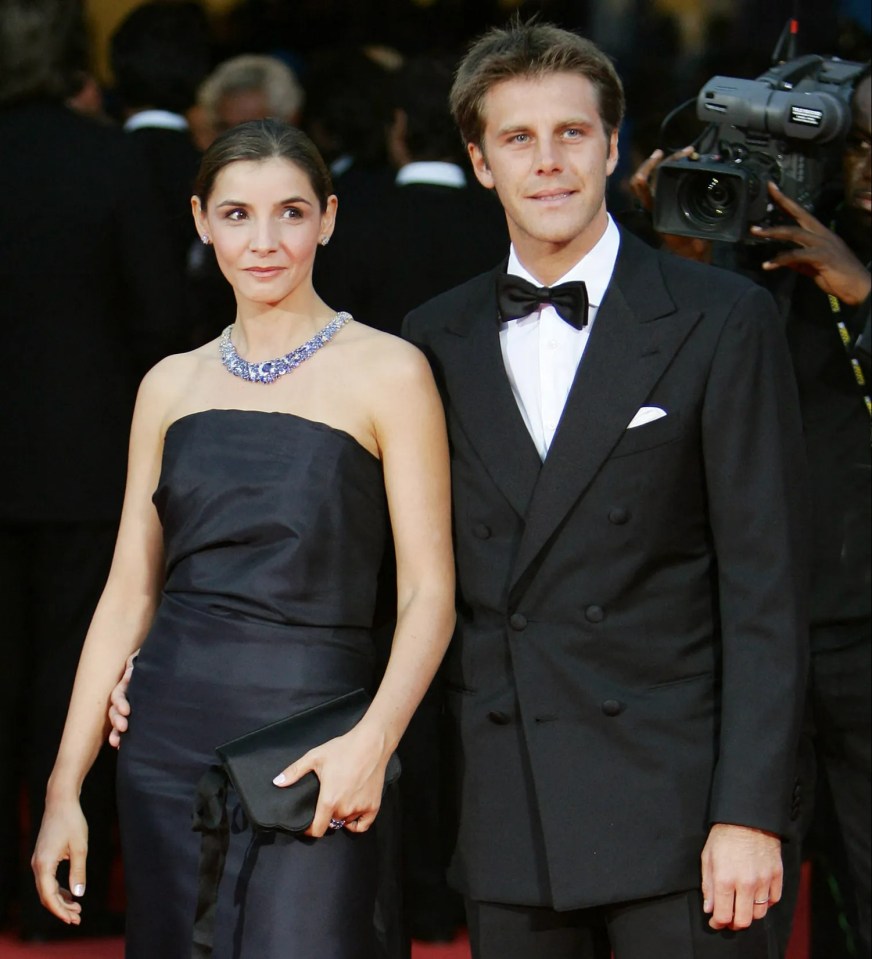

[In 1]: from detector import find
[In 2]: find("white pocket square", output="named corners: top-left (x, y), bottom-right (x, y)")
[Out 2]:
top-left (626, 406), bottom-right (667, 429)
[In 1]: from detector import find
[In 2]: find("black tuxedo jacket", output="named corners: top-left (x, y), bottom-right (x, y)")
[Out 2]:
top-left (0, 102), bottom-right (186, 523)
top-left (403, 228), bottom-right (809, 910)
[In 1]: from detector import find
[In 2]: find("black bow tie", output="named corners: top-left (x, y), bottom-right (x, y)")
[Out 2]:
top-left (496, 274), bottom-right (589, 329)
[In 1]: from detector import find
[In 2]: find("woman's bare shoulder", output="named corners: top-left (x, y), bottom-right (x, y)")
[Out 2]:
top-left (136, 340), bottom-right (218, 425)
top-left (343, 321), bottom-right (432, 382)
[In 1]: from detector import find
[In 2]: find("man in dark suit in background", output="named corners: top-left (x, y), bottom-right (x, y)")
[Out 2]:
top-left (404, 20), bottom-right (809, 959)
top-left (741, 74), bottom-right (871, 959)
top-left (109, 0), bottom-right (212, 347)
top-left (628, 69), bottom-right (871, 958)
top-left (315, 53), bottom-right (507, 335)
top-left (0, 0), bottom-right (185, 939)
top-left (316, 52), bottom-right (507, 943)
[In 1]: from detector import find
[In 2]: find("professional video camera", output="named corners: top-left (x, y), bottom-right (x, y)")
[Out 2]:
top-left (653, 24), bottom-right (867, 244)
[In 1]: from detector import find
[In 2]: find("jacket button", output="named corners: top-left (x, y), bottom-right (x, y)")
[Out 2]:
top-left (472, 523), bottom-right (491, 539)
top-left (509, 613), bottom-right (527, 631)
top-left (585, 605), bottom-right (604, 623)
top-left (608, 507), bottom-right (629, 525)
top-left (487, 710), bottom-right (511, 725)
top-left (601, 699), bottom-right (624, 716)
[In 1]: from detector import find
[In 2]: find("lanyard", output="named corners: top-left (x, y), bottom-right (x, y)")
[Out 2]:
top-left (826, 292), bottom-right (872, 423)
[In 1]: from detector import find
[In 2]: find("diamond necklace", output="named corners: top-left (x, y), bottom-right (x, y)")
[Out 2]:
top-left (218, 312), bottom-right (351, 384)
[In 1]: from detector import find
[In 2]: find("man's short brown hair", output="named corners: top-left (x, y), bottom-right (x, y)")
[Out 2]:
top-left (450, 19), bottom-right (625, 148)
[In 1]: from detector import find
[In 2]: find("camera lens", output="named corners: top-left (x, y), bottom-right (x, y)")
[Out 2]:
top-left (679, 173), bottom-right (741, 228)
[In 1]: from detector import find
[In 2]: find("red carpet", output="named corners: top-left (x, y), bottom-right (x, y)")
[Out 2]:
top-left (0, 931), bottom-right (472, 959)
top-left (0, 921), bottom-right (811, 959)
top-left (0, 863), bottom-right (811, 959)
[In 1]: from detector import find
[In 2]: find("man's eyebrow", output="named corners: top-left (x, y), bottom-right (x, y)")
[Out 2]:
top-left (495, 117), bottom-right (595, 137)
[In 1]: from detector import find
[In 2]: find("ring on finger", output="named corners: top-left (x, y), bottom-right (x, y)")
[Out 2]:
top-left (753, 897), bottom-right (769, 905)
top-left (328, 818), bottom-right (346, 830)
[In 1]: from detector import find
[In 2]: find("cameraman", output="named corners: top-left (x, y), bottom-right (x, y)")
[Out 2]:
top-left (628, 70), bottom-right (871, 959)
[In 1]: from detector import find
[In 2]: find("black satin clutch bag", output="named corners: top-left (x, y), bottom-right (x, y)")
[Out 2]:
top-left (215, 686), bottom-right (401, 832)
top-left (191, 688), bottom-right (401, 958)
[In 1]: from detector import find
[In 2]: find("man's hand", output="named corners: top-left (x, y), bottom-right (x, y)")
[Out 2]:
top-left (108, 651), bottom-right (138, 748)
top-left (752, 181), bottom-right (871, 305)
top-left (629, 147), bottom-right (712, 263)
top-left (701, 823), bottom-right (783, 931)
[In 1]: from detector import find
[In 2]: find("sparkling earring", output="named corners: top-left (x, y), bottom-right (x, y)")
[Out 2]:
top-left (201, 234), bottom-right (210, 245)
top-left (320, 236), bottom-right (330, 247)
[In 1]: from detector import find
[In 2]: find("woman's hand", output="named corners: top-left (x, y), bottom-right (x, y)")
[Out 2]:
top-left (272, 721), bottom-right (392, 838)
top-left (31, 799), bottom-right (89, 926)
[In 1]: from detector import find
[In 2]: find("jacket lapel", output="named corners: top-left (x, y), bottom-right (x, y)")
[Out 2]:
top-left (438, 265), bottom-right (542, 518)
top-left (509, 231), bottom-right (703, 595)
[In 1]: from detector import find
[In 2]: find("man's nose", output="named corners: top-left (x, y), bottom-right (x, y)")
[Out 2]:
top-left (534, 138), bottom-right (563, 174)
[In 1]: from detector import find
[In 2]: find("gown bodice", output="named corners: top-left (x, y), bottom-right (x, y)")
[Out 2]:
top-left (153, 409), bottom-right (387, 627)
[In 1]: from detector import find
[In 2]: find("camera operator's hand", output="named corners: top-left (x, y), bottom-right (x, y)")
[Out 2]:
top-left (630, 146), bottom-right (712, 263)
top-left (752, 181), bottom-right (871, 306)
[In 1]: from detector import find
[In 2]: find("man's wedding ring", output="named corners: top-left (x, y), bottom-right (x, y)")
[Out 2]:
top-left (754, 897), bottom-right (769, 905)
top-left (328, 818), bottom-right (346, 830)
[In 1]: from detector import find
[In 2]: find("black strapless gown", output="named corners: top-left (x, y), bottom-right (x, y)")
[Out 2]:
top-left (116, 410), bottom-right (404, 959)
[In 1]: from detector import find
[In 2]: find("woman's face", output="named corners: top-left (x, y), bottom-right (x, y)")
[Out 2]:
top-left (193, 156), bottom-right (336, 307)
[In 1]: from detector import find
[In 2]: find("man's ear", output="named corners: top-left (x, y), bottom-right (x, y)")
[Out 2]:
top-left (468, 142), bottom-right (494, 190)
top-left (606, 128), bottom-right (619, 177)
top-left (387, 108), bottom-right (409, 169)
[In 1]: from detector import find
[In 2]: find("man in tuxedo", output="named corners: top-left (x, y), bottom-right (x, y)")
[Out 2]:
top-left (403, 21), bottom-right (809, 959)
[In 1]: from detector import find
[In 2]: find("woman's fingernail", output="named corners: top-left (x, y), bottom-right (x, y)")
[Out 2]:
top-left (272, 773), bottom-right (286, 785)
top-left (73, 884), bottom-right (85, 896)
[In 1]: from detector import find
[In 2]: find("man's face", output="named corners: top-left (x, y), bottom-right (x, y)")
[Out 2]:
top-left (468, 72), bottom-right (618, 279)
top-left (843, 75), bottom-right (871, 216)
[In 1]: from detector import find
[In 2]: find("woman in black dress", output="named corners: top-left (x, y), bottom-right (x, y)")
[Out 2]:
top-left (32, 119), bottom-right (455, 958)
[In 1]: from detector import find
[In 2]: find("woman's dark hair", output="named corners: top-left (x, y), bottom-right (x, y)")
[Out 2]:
top-left (194, 119), bottom-right (333, 211)
top-left (450, 19), bottom-right (625, 147)
top-left (0, 0), bottom-right (88, 107)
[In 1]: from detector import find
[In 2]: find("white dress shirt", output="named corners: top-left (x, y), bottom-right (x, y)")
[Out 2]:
top-left (395, 161), bottom-right (466, 188)
top-left (500, 214), bottom-right (621, 459)
top-left (122, 109), bottom-right (189, 132)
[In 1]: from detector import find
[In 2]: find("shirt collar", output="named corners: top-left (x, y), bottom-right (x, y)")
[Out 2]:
top-left (506, 213), bottom-right (621, 308)
top-left (123, 109), bottom-right (189, 132)
top-left (395, 161), bottom-right (466, 188)
top-left (330, 154), bottom-right (354, 177)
